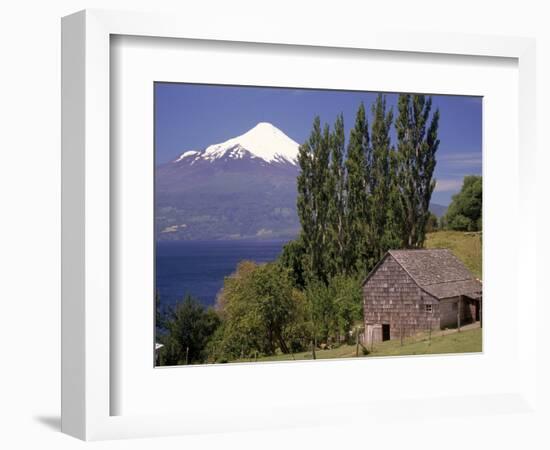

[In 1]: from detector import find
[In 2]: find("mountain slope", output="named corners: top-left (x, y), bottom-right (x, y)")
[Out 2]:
top-left (429, 202), bottom-right (448, 218)
top-left (156, 123), bottom-right (301, 241)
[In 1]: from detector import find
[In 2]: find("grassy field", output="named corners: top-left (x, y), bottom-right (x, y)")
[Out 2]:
top-left (233, 326), bottom-right (482, 363)
top-left (425, 230), bottom-right (482, 278)
top-left (368, 326), bottom-right (482, 357)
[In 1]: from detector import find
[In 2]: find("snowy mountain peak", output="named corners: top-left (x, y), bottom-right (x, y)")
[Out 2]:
top-left (174, 123), bottom-right (300, 166)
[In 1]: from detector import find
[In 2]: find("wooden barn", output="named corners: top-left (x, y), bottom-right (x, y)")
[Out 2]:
top-left (362, 249), bottom-right (482, 347)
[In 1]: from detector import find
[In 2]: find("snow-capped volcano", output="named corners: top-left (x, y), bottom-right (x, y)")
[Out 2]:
top-left (156, 122), bottom-right (301, 241)
top-left (174, 122), bottom-right (299, 166)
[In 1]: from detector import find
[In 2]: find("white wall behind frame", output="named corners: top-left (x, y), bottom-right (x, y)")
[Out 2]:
top-left (111, 35), bottom-right (519, 416)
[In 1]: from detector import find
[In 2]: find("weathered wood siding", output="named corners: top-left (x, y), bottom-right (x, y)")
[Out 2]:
top-left (439, 297), bottom-right (459, 329)
top-left (363, 255), bottom-right (439, 344)
top-left (440, 297), bottom-right (477, 329)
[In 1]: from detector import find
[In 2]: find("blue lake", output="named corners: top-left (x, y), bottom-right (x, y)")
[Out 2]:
top-left (156, 240), bottom-right (288, 308)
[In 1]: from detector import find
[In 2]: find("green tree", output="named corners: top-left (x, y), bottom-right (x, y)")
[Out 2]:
top-left (316, 123), bottom-right (332, 279)
top-left (296, 122), bottom-right (314, 276)
top-left (305, 278), bottom-right (335, 346)
top-left (251, 263), bottom-right (297, 354)
top-left (385, 149), bottom-right (405, 249)
top-left (330, 275), bottom-right (363, 343)
top-left (159, 295), bottom-right (220, 365)
top-left (304, 274), bottom-right (363, 348)
top-left (326, 113), bottom-right (347, 278)
top-left (214, 261), bottom-right (266, 359)
top-left (279, 235), bottom-right (307, 288)
top-left (282, 288), bottom-right (311, 353)
top-left (345, 103), bottom-right (371, 273)
top-left (395, 94), bottom-right (440, 248)
top-left (211, 261), bottom-right (303, 360)
top-left (444, 175), bottom-right (482, 231)
top-left (296, 117), bottom-right (331, 282)
top-left (368, 94), bottom-right (401, 261)
top-left (155, 290), bottom-right (166, 333)
top-left (425, 212), bottom-right (439, 233)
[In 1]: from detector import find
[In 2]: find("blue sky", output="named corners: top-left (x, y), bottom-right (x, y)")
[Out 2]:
top-left (155, 83), bottom-right (482, 205)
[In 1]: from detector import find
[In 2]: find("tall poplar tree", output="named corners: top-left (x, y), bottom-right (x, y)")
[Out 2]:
top-left (296, 118), bottom-right (316, 279)
top-left (345, 103), bottom-right (370, 273)
top-left (395, 94), bottom-right (440, 248)
top-left (385, 149), bottom-right (404, 249)
top-left (369, 94), bottom-right (399, 261)
top-left (317, 123), bottom-right (331, 280)
top-left (326, 113), bottom-right (346, 277)
top-left (296, 117), bottom-right (331, 282)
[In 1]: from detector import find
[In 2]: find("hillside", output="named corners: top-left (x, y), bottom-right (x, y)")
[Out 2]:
top-left (425, 230), bottom-right (482, 279)
top-left (368, 325), bottom-right (481, 356)
top-left (429, 203), bottom-right (448, 218)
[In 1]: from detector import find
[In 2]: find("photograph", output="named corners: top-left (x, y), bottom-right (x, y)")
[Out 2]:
top-left (154, 83), bottom-right (483, 366)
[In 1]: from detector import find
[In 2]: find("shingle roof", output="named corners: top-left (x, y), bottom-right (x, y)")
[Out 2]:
top-left (386, 248), bottom-right (482, 299)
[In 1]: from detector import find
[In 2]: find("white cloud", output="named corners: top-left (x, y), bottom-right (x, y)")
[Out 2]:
top-left (256, 228), bottom-right (273, 237)
top-left (438, 152), bottom-right (482, 167)
top-left (160, 223), bottom-right (187, 233)
top-left (435, 179), bottom-right (463, 192)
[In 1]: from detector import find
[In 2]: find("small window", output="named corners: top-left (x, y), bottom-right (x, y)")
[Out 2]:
top-left (425, 304), bottom-right (433, 313)
top-left (452, 303), bottom-right (458, 312)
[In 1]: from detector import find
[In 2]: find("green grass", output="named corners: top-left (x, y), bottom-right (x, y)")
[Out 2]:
top-left (233, 343), bottom-right (360, 363)
top-left (232, 326), bottom-right (482, 363)
top-left (425, 230), bottom-right (482, 279)
top-left (368, 326), bottom-right (482, 357)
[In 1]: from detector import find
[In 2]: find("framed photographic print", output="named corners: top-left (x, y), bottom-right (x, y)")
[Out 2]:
top-left (62, 9), bottom-right (538, 441)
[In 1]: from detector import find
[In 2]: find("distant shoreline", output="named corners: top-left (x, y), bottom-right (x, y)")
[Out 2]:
top-left (156, 238), bottom-right (293, 244)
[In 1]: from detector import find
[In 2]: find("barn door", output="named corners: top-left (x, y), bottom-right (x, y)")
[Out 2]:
top-left (382, 324), bottom-right (390, 341)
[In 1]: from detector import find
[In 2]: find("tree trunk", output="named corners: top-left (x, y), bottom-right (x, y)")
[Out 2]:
top-left (277, 333), bottom-right (290, 354)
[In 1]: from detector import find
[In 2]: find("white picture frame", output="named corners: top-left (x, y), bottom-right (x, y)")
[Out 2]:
top-left (61, 9), bottom-right (537, 441)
